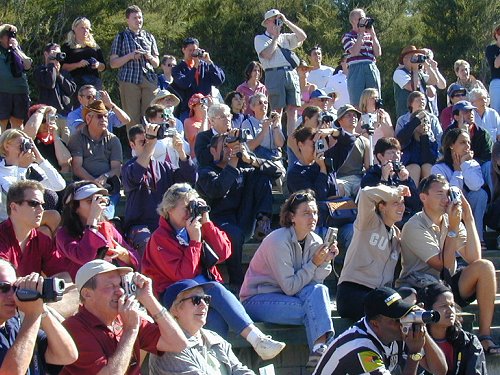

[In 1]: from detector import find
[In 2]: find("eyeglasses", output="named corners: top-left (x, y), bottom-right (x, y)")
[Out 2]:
top-left (0, 282), bottom-right (16, 294)
top-left (16, 200), bottom-right (44, 208)
top-left (258, 100), bottom-right (268, 105)
top-left (215, 114), bottom-right (232, 119)
top-left (318, 98), bottom-right (329, 102)
top-left (80, 94), bottom-right (95, 100)
top-left (289, 192), bottom-right (313, 207)
top-left (451, 93), bottom-right (466, 98)
top-left (179, 294), bottom-right (212, 306)
top-left (92, 114), bottom-right (108, 120)
top-left (167, 63), bottom-right (176, 67)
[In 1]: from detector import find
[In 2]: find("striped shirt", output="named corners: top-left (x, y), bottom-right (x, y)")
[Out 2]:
top-left (342, 30), bottom-right (376, 65)
top-left (313, 318), bottom-right (403, 375)
top-left (110, 28), bottom-right (159, 84)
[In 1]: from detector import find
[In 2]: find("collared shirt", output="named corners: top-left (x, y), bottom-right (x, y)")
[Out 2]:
top-left (236, 81), bottom-right (268, 115)
top-left (110, 28), bottom-right (159, 84)
top-left (61, 305), bottom-right (161, 375)
top-left (342, 30), bottom-right (376, 65)
top-left (254, 32), bottom-right (301, 69)
top-left (474, 107), bottom-right (500, 141)
top-left (66, 106), bottom-right (123, 135)
top-left (325, 70), bottom-right (350, 109)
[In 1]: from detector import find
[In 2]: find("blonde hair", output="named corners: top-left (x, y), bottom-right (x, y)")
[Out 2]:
top-left (359, 88), bottom-right (378, 113)
top-left (66, 17), bottom-right (97, 49)
top-left (454, 59), bottom-right (469, 74)
top-left (0, 129), bottom-right (28, 158)
top-left (157, 183), bottom-right (198, 219)
top-left (349, 8), bottom-right (365, 23)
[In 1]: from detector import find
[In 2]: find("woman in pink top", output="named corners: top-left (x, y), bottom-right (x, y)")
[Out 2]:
top-left (236, 61), bottom-right (267, 115)
top-left (297, 60), bottom-right (317, 115)
top-left (183, 93), bottom-right (209, 161)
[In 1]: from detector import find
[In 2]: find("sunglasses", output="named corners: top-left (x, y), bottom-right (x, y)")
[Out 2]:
top-left (179, 294), bottom-right (211, 306)
top-left (258, 100), bottom-right (268, 105)
top-left (0, 282), bottom-right (16, 294)
top-left (17, 199), bottom-right (44, 208)
top-left (92, 114), bottom-right (108, 120)
top-left (289, 192), bottom-right (313, 207)
top-left (80, 94), bottom-right (95, 100)
top-left (451, 93), bottom-right (466, 98)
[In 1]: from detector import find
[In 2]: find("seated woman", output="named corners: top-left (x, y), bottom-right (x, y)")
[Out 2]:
top-left (240, 190), bottom-right (337, 367)
top-left (149, 279), bottom-right (255, 375)
top-left (395, 91), bottom-right (442, 185)
top-left (418, 282), bottom-right (489, 371)
top-left (224, 91), bottom-right (246, 129)
top-left (297, 60), bottom-right (317, 115)
top-left (183, 93), bottom-right (209, 161)
top-left (142, 183), bottom-right (285, 360)
top-left (56, 181), bottom-right (139, 280)
top-left (236, 60), bottom-right (267, 116)
top-left (336, 184), bottom-right (410, 321)
top-left (431, 128), bottom-right (488, 248)
top-left (357, 88), bottom-right (394, 145)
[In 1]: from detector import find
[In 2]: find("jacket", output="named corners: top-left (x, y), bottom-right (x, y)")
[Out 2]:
top-left (395, 114), bottom-right (439, 166)
top-left (33, 64), bottom-right (76, 115)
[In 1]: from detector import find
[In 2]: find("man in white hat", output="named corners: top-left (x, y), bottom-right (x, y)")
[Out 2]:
top-left (61, 259), bottom-right (187, 374)
top-left (255, 9), bottom-right (307, 136)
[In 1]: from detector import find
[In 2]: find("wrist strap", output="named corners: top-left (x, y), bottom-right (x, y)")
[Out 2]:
top-left (152, 307), bottom-right (168, 321)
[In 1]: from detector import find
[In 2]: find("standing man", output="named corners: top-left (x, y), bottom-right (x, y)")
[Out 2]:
top-left (110, 5), bottom-right (160, 128)
top-left (341, 8), bottom-right (381, 107)
top-left (307, 45), bottom-right (334, 89)
top-left (255, 9), bottom-right (307, 136)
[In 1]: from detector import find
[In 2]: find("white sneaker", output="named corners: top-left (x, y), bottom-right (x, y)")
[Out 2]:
top-left (253, 335), bottom-right (286, 360)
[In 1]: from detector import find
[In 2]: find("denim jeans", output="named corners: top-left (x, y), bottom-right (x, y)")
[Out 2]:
top-left (242, 283), bottom-right (333, 349)
top-left (465, 188), bottom-right (488, 241)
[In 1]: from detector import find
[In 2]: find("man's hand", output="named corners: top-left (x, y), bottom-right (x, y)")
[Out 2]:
top-left (100, 91), bottom-right (113, 107)
top-left (397, 185), bottom-right (411, 197)
top-left (447, 196), bottom-right (462, 232)
top-left (78, 59), bottom-right (90, 68)
top-left (14, 273), bottom-right (45, 317)
top-left (132, 273), bottom-right (155, 306)
top-left (118, 295), bottom-right (141, 331)
top-left (404, 323), bottom-right (426, 355)
top-left (396, 165), bottom-right (410, 181)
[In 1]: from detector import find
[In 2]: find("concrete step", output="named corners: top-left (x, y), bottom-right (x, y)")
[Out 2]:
top-left (463, 294), bottom-right (500, 326)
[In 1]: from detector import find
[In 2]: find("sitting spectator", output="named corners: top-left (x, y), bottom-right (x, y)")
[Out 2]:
top-left (122, 124), bottom-right (196, 255)
top-left (307, 45), bottom-right (334, 89)
top-left (197, 133), bottom-right (282, 285)
top-left (240, 190), bottom-right (337, 367)
top-left (440, 84), bottom-right (467, 131)
top-left (295, 89), bottom-right (337, 129)
top-left (170, 37), bottom-right (225, 121)
top-left (336, 184), bottom-right (410, 321)
top-left (33, 42), bottom-right (76, 142)
top-left (324, 104), bottom-right (371, 198)
top-left (485, 142), bottom-right (500, 248)
top-left (395, 91), bottom-right (442, 184)
top-left (149, 280), bottom-right (257, 374)
top-left (149, 90), bottom-right (185, 135)
top-left (297, 60), bottom-right (317, 113)
top-left (418, 282), bottom-right (487, 373)
top-left (325, 53), bottom-right (350, 109)
top-left (357, 87), bottom-right (394, 145)
top-left (142, 184), bottom-right (285, 359)
top-left (68, 100), bottom-right (123, 219)
top-left (432, 128), bottom-right (488, 247)
top-left (0, 24), bottom-right (32, 132)
top-left (184, 93), bottom-right (209, 161)
top-left (470, 87), bottom-right (500, 142)
top-left (24, 105), bottom-right (72, 173)
top-left (361, 137), bottom-right (421, 226)
top-left (224, 91), bottom-right (247, 128)
top-left (61, 260), bottom-right (188, 374)
top-left (486, 24), bottom-right (500, 114)
top-left (397, 174), bottom-right (499, 354)
top-left (157, 54), bottom-right (176, 90)
top-left (452, 59), bottom-right (486, 94)
top-left (66, 84), bottom-right (129, 135)
top-left (236, 61), bottom-right (267, 116)
top-left (0, 129), bottom-right (66, 223)
top-left (314, 287), bottom-right (447, 375)
top-left (56, 181), bottom-right (139, 281)
top-left (0, 261), bottom-right (78, 373)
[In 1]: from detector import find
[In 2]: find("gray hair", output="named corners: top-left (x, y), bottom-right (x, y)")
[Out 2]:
top-left (249, 93), bottom-right (268, 107)
top-left (207, 103), bottom-right (230, 120)
top-left (157, 183), bottom-right (198, 219)
top-left (468, 88), bottom-right (489, 103)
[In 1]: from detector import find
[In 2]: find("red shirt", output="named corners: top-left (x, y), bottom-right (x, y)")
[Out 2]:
top-left (61, 306), bottom-right (161, 375)
top-left (0, 219), bottom-right (72, 277)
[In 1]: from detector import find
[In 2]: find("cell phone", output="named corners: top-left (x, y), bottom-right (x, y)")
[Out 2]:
top-left (323, 227), bottom-right (338, 248)
top-left (449, 186), bottom-right (461, 205)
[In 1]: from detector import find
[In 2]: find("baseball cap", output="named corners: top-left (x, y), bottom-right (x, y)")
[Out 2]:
top-left (162, 279), bottom-right (215, 310)
top-left (337, 104), bottom-right (361, 120)
top-left (310, 89), bottom-right (331, 100)
top-left (447, 83), bottom-right (466, 98)
top-left (364, 287), bottom-right (416, 320)
top-left (452, 100), bottom-right (476, 113)
top-left (262, 9), bottom-right (281, 26)
top-left (73, 183), bottom-right (108, 201)
top-left (76, 260), bottom-right (132, 292)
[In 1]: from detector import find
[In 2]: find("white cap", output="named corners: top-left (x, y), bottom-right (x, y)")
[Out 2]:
top-left (262, 9), bottom-right (281, 26)
top-left (76, 260), bottom-right (132, 292)
top-left (73, 184), bottom-right (108, 201)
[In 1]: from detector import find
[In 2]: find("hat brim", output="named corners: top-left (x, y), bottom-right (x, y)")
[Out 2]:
top-left (385, 303), bottom-right (417, 319)
top-left (399, 49), bottom-right (427, 64)
top-left (261, 11), bottom-right (281, 26)
top-left (163, 280), bottom-right (216, 310)
top-left (77, 266), bottom-right (133, 292)
top-left (151, 93), bottom-right (181, 108)
top-left (74, 186), bottom-right (109, 201)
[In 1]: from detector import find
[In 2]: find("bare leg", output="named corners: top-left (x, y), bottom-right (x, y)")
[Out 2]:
top-left (421, 163), bottom-right (433, 180)
top-left (0, 119), bottom-right (8, 133)
top-left (9, 117), bottom-right (24, 129)
top-left (286, 105), bottom-right (298, 137)
top-left (40, 210), bottom-right (61, 238)
top-left (406, 164), bottom-right (422, 186)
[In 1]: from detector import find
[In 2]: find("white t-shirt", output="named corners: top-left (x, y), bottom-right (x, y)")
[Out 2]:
top-left (308, 65), bottom-right (334, 89)
top-left (325, 70), bottom-right (350, 109)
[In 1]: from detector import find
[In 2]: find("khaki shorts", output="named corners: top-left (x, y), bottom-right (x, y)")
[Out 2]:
top-left (265, 68), bottom-right (300, 110)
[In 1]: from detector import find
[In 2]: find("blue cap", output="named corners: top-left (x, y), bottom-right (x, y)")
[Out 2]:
top-left (452, 100), bottom-right (476, 113)
top-left (162, 279), bottom-right (215, 310)
top-left (447, 83), bottom-right (466, 97)
top-left (310, 89), bottom-right (331, 100)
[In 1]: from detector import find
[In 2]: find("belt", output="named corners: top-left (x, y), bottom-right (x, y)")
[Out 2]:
top-left (265, 66), bottom-right (292, 72)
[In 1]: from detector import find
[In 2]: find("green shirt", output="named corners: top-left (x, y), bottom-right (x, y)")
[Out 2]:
top-left (0, 46), bottom-right (29, 94)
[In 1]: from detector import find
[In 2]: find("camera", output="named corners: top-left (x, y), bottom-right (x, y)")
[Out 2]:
top-left (315, 138), bottom-right (326, 153)
top-left (361, 122), bottom-right (375, 135)
top-left (226, 129), bottom-right (250, 144)
top-left (375, 98), bottom-right (384, 110)
top-left (400, 310), bottom-right (440, 335)
top-left (449, 186), bottom-right (461, 205)
top-left (121, 273), bottom-right (137, 297)
top-left (20, 138), bottom-right (33, 153)
top-left (7, 30), bottom-right (16, 39)
top-left (358, 17), bottom-right (375, 28)
top-left (162, 108), bottom-right (175, 121)
top-left (49, 52), bottom-right (66, 62)
top-left (96, 195), bottom-right (111, 206)
top-left (189, 200), bottom-right (211, 219)
top-left (192, 49), bottom-right (206, 58)
top-left (157, 124), bottom-right (176, 140)
top-left (410, 54), bottom-right (428, 64)
top-left (323, 227), bottom-right (338, 248)
top-left (200, 97), bottom-right (209, 106)
top-left (320, 112), bottom-right (334, 124)
top-left (16, 277), bottom-right (65, 303)
top-left (275, 18), bottom-right (283, 27)
top-left (47, 113), bottom-right (57, 123)
top-left (87, 57), bottom-right (97, 65)
top-left (392, 160), bottom-right (402, 173)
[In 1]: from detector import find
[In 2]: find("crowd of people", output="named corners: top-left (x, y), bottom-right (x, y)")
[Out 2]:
top-left (0, 4), bottom-right (499, 374)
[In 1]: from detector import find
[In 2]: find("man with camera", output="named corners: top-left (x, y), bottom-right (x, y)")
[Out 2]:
top-left (397, 174), bottom-right (499, 354)
top-left (341, 8), bottom-right (381, 107)
top-left (0, 260), bottom-right (78, 373)
top-left (170, 37), bottom-right (225, 121)
top-left (393, 45), bottom-right (445, 118)
top-left (60, 259), bottom-right (187, 374)
top-left (122, 123), bottom-right (196, 255)
top-left (255, 9), bottom-right (307, 136)
top-left (313, 287), bottom-right (446, 375)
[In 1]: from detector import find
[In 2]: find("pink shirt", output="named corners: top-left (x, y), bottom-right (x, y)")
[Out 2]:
top-left (236, 81), bottom-right (268, 115)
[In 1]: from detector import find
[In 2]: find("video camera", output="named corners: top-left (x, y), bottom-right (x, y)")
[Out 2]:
top-left (49, 52), bottom-right (66, 62)
top-left (358, 17), bottom-right (375, 28)
top-left (400, 310), bottom-right (440, 335)
top-left (188, 200), bottom-right (211, 219)
top-left (16, 278), bottom-right (65, 303)
top-left (410, 54), bottom-right (428, 64)
top-left (143, 116), bottom-right (176, 140)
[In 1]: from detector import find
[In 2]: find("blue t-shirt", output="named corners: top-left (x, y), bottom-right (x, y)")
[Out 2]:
top-left (66, 106), bottom-right (124, 135)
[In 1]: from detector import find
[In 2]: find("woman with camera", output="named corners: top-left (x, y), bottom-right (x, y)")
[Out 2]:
top-left (417, 282), bottom-right (489, 372)
top-left (55, 181), bottom-right (139, 280)
top-left (183, 93), bottom-right (209, 161)
top-left (142, 182), bottom-right (285, 360)
top-left (357, 88), bottom-right (394, 144)
top-left (240, 190), bottom-right (337, 367)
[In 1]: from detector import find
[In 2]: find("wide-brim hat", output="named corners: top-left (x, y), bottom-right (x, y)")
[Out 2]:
top-left (150, 90), bottom-right (180, 107)
top-left (162, 279), bottom-right (216, 310)
top-left (337, 104), bottom-right (361, 119)
top-left (364, 286), bottom-right (416, 320)
top-left (262, 9), bottom-right (281, 27)
top-left (82, 100), bottom-right (108, 120)
top-left (76, 260), bottom-right (132, 293)
top-left (399, 45), bottom-right (427, 64)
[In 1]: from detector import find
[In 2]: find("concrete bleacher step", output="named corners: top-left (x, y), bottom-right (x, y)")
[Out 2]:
top-left (464, 294), bottom-right (500, 326)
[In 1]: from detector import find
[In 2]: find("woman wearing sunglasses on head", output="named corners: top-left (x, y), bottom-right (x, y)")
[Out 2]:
top-left (149, 279), bottom-right (255, 374)
top-left (55, 181), bottom-right (139, 280)
top-left (240, 190), bottom-right (337, 367)
top-left (142, 183), bottom-right (285, 360)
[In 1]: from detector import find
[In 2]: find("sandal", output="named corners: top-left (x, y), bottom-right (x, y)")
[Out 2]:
top-left (478, 335), bottom-right (500, 356)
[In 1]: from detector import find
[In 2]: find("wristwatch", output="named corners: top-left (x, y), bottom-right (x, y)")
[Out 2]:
top-left (409, 352), bottom-right (423, 361)
top-left (447, 230), bottom-right (458, 238)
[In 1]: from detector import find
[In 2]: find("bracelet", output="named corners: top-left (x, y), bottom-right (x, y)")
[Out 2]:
top-left (152, 307), bottom-right (168, 321)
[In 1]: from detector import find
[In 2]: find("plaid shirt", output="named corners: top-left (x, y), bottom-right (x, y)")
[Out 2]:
top-left (110, 28), bottom-right (159, 84)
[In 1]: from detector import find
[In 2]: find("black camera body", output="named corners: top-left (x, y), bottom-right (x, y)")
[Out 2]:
top-left (16, 278), bottom-right (65, 303)
top-left (375, 98), bottom-right (384, 110)
top-left (358, 17), bottom-right (374, 28)
top-left (410, 54), bottom-right (428, 64)
top-left (157, 124), bottom-right (176, 140)
top-left (361, 122), bottom-right (375, 135)
top-left (275, 18), bottom-right (284, 27)
top-left (49, 52), bottom-right (66, 62)
top-left (20, 137), bottom-right (33, 153)
top-left (87, 57), bottom-right (97, 65)
top-left (192, 49), bottom-right (205, 58)
top-left (226, 129), bottom-right (250, 144)
top-left (189, 200), bottom-right (211, 219)
top-left (8, 30), bottom-right (17, 39)
top-left (320, 112), bottom-right (334, 124)
top-left (392, 160), bottom-right (402, 173)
